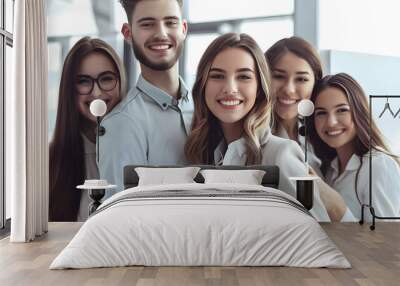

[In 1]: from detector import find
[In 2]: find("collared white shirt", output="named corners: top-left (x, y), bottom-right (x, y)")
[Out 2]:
top-left (99, 75), bottom-right (193, 195)
top-left (325, 152), bottom-right (400, 222)
top-left (274, 123), bottom-right (356, 222)
top-left (213, 129), bottom-right (330, 221)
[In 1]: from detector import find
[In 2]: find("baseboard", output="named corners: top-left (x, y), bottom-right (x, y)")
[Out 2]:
top-left (0, 218), bottom-right (11, 239)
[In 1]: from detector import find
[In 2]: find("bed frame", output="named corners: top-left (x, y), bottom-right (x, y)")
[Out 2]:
top-left (123, 165), bottom-right (280, 189)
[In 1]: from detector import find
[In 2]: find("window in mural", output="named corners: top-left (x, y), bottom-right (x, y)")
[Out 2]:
top-left (1, 0), bottom-right (14, 232)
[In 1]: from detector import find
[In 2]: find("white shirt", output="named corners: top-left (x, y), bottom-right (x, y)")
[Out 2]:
top-left (275, 122), bottom-right (356, 222)
top-left (77, 134), bottom-right (99, 222)
top-left (274, 122), bottom-right (322, 175)
top-left (325, 152), bottom-right (400, 222)
top-left (213, 129), bottom-right (330, 221)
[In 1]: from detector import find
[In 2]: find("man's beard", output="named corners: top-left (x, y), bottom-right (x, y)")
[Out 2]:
top-left (131, 36), bottom-right (183, 71)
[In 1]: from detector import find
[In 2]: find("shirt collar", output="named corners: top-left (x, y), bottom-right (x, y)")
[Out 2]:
top-left (275, 121), bottom-right (309, 148)
top-left (276, 121), bottom-right (303, 139)
top-left (259, 127), bottom-right (272, 145)
top-left (136, 74), bottom-right (189, 110)
top-left (213, 137), bottom-right (247, 165)
top-left (330, 153), bottom-right (361, 174)
top-left (213, 128), bottom-right (272, 165)
top-left (213, 140), bottom-right (227, 165)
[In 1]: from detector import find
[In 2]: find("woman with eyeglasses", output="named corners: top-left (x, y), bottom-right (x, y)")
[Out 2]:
top-left (49, 37), bottom-right (127, 221)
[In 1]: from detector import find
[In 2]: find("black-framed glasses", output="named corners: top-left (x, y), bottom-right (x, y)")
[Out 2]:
top-left (76, 71), bottom-right (119, 95)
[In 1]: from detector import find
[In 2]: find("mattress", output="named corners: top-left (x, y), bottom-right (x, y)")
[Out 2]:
top-left (50, 183), bottom-right (350, 269)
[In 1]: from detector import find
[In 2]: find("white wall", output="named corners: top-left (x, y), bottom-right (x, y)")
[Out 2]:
top-left (318, 0), bottom-right (400, 57)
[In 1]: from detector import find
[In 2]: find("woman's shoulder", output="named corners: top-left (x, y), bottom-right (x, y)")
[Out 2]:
top-left (261, 133), bottom-right (304, 161)
top-left (263, 133), bottom-right (301, 150)
top-left (369, 150), bottom-right (399, 166)
top-left (360, 150), bottom-right (400, 175)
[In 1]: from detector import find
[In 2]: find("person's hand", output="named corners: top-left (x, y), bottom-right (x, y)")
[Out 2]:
top-left (308, 165), bottom-right (318, 176)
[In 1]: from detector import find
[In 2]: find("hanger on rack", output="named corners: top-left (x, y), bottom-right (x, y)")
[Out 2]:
top-left (378, 97), bottom-right (395, 118)
top-left (394, 106), bottom-right (400, 118)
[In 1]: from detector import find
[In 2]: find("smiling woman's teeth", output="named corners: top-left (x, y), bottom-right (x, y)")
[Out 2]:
top-left (219, 100), bottom-right (241, 106)
top-left (279, 98), bottom-right (296, 105)
top-left (327, 130), bottom-right (344, 136)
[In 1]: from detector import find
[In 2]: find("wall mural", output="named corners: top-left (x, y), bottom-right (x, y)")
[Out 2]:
top-left (47, 0), bottom-right (400, 224)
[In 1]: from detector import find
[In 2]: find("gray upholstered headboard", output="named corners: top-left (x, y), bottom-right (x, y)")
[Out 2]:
top-left (123, 165), bottom-right (280, 189)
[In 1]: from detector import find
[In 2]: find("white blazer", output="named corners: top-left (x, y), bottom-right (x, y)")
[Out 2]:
top-left (213, 129), bottom-right (330, 221)
top-left (325, 151), bottom-right (400, 222)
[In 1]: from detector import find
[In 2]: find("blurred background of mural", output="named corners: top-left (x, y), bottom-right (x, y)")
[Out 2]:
top-left (46, 0), bottom-right (400, 155)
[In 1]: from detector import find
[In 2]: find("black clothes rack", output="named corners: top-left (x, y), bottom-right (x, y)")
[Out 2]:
top-left (360, 95), bottom-right (400, 230)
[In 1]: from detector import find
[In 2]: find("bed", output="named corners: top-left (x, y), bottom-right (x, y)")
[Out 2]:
top-left (50, 165), bottom-right (350, 269)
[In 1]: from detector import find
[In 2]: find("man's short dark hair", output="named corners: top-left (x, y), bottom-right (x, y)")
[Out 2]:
top-left (119, 0), bottom-right (184, 23)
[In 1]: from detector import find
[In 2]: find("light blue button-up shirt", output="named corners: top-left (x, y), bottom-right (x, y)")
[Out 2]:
top-left (99, 75), bottom-right (193, 195)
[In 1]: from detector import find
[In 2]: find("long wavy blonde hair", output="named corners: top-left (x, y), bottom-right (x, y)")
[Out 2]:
top-left (185, 33), bottom-right (272, 165)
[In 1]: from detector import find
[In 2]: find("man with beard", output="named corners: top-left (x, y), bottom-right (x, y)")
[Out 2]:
top-left (99, 0), bottom-right (191, 194)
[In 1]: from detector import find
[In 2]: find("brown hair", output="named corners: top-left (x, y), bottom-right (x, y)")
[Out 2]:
top-left (185, 33), bottom-right (272, 165)
top-left (49, 37), bottom-right (126, 221)
top-left (265, 36), bottom-right (323, 132)
top-left (120, 0), bottom-right (183, 23)
top-left (308, 73), bottom-right (398, 175)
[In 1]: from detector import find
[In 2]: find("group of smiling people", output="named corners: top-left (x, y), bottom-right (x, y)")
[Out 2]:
top-left (49, 1), bottom-right (400, 223)
top-left (185, 34), bottom-right (399, 223)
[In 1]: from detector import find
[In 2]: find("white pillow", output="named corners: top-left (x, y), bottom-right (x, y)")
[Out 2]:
top-left (200, 169), bottom-right (266, 185)
top-left (135, 167), bottom-right (201, 186)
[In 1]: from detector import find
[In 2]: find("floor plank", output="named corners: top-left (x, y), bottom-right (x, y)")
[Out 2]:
top-left (0, 222), bottom-right (399, 286)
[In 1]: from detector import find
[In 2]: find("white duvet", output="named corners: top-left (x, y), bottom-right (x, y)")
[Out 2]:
top-left (50, 183), bottom-right (350, 269)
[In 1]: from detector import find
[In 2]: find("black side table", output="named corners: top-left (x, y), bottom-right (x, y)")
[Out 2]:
top-left (289, 176), bottom-right (319, 210)
top-left (77, 180), bottom-right (116, 216)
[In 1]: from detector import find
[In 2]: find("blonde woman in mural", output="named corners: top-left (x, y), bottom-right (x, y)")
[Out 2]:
top-left (49, 37), bottom-right (127, 222)
top-left (185, 33), bottom-right (347, 221)
top-left (309, 73), bottom-right (400, 222)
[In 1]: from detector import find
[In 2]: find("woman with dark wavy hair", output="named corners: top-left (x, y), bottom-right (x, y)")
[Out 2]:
top-left (184, 33), bottom-right (340, 221)
top-left (49, 37), bottom-right (127, 221)
top-left (309, 73), bottom-right (400, 221)
top-left (265, 36), bottom-right (322, 141)
top-left (265, 37), bottom-right (324, 175)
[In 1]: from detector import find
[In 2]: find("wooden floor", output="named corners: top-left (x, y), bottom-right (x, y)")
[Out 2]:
top-left (1, 222), bottom-right (399, 286)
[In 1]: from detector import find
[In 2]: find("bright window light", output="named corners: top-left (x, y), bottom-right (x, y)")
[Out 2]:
top-left (188, 0), bottom-right (294, 23)
top-left (240, 19), bottom-right (294, 52)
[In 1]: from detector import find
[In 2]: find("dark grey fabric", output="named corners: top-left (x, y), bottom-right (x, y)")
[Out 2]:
top-left (123, 165), bottom-right (280, 189)
top-left (93, 188), bottom-right (311, 218)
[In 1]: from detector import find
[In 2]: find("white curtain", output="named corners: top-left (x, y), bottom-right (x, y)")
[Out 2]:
top-left (7, 0), bottom-right (49, 242)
